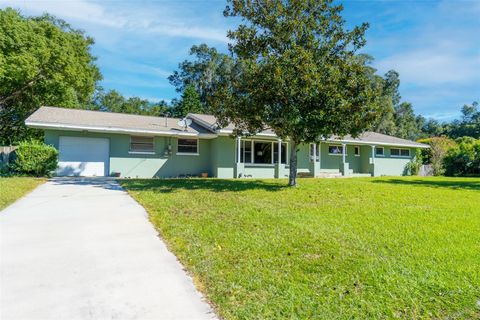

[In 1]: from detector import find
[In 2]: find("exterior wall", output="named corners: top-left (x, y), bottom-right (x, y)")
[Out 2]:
top-left (44, 129), bottom-right (417, 179)
top-left (210, 136), bottom-right (235, 178)
top-left (45, 130), bottom-right (212, 178)
top-left (319, 143), bottom-right (363, 173)
top-left (372, 146), bottom-right (415, 176)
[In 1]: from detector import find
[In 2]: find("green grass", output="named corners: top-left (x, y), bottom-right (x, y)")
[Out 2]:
top-left (120, 177), bottom-right (480, 319)
top-left (0, 177), bottom-right (44, 210)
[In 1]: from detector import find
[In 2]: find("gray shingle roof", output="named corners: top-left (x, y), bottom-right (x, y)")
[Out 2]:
top-left (26, 107), bottom-right (428, 148)
top-left (188, 113), bottom-right (276, 135)
top-left (26, 107), bottom-right (213, 136)
top-left (329, 132), bottom-right (429, 148)
top-left (189, 113), bottom-right (428, 148)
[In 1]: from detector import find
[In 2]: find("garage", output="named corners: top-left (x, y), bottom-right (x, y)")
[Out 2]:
top-left (57, 136), bottom-right (110, 177)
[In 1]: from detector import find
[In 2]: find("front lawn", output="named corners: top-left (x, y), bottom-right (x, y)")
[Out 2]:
top-left (121, 177), bottom-right (480, 319)
top-left (0, 177), bottom-right (44, 210)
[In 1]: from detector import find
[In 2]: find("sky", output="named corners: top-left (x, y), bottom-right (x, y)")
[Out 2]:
top-left (1, 0), bottom-right (479, 121)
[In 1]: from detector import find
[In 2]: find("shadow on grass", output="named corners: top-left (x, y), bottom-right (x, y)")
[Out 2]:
top-left (119, 178), bottom-right (287, 193)
top-left (372, 178), bottom-right (480, 191)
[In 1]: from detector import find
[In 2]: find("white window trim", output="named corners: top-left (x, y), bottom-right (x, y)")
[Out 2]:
top-left (130, 136), bottom-right (155, 154)
top-left (354, 146), bottom-right (360, 157)
top-left (128, 151), bottom-right (155, 155)
top-left (177, 138), bottom-right (199, 155)
top-left (309, 143), bottom-right (320, 161)
top-left (375, 147), bottom-right (385, 157)
top-left (390, 148), bottom-right (411, 158)
top-left (328, 144), bottom-right (346, 156)
top-left (240, 139), bottom-right (289, 165)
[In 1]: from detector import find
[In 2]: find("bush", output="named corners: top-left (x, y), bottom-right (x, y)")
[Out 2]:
top-left (11, 140), bottom-right (58, 176)
top-left (405, 149), bottom-right (423, 175)
top-left (417, 137), bottom-right (457, 175)
top-left (443, 137), bottom-right (480, 176)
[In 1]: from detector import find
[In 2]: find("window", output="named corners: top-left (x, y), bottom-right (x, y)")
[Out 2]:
top-left (328, 145), bottom-right (343, 155)
top-left (254, 141), bottom-right (272, 164)
top-left (177, 138), bottom-right (198, 154)
top-left (240, 139), bottom-right (288, 164)
top-left (375, 147), bottom-right (384, 156)
top-left (273, 143), bottom-right (287, 164)
top-left (354, 146), bottom-right (360, 156)
top-left (130, 136), bottom-right (154, 153)
top-left (310, 143), bottom-right (319, 161)
top-left (240, 140), bottom-right (252, 163)
top-left (391, 148), bottom-right (410, 157)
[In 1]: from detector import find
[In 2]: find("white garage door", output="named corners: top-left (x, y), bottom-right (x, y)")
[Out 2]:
top-left (57, 136), bottom-right (110, 177)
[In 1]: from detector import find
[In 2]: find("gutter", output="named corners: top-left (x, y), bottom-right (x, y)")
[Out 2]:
top-left (25, 121), bottom-right (218, 139)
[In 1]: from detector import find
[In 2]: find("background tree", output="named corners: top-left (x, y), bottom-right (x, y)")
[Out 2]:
top-left (372, 70), bottom-right (400, 135)
top-left (208, 0), bottom-right (383, 186)
top-left (96, 89), bottom-right (170, 116)
top-left (171, 85), bottom-right (203, 117)
top-left (393, 102), bottom-right (421, 140)
top-left (447, 101), bottom-right (479, 139)
top-left (417, 137), bottom-right (457, 175)
top-left (169, 44), bottom-right (233, 111)
top-left (0, 8), bottom-right (101, 144)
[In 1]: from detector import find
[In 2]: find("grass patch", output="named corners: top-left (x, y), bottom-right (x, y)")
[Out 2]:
top-left (120, 177), bottom-right (480, 319)
top-left (0, 177), bottom-right (44, 210)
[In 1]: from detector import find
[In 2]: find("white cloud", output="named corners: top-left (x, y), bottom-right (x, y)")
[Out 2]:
top-left (375, 49), bottom-right (480, 85)
top-left (0, 0), bottom-right (228, 42)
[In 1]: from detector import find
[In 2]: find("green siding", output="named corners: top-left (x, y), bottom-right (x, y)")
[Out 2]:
top-left (211, 136), bottom-right (235, 178)
top-left (44, 129), bottom-right (417, 178)
top-left (372, 146), bottom-right (415, 176)
top-left (45, 130), bottom-right (212, 178)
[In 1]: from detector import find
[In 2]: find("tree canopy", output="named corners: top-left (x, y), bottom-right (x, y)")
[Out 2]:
top-left (0, 8), bottom-right (101, 144)
top-left (169, 44), bottom-right (233, 111)
top-left (207, 0), bottom-right (383, 185)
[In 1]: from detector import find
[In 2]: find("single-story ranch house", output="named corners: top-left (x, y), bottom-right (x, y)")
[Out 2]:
top-left (26, 106), bottom-right (428, 178)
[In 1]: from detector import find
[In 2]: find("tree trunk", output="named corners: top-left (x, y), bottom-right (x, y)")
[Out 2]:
top-left (288, 140), bottom-right (298, 186)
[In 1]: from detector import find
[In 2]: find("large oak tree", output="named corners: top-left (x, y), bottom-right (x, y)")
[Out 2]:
top-left (0, 8), bottom-right (101, 144)
top-left (208, 0), bottom-right (384, 186)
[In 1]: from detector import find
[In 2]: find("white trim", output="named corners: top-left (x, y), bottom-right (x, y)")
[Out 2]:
top-left (25, 121), bottom-right (217, 139)
top-left (390, 147), bottom-right (411, 158)
top-left (177, 137), bottom-right (199, 155)
top-left (328, 144), bottom-right (346, 156)
top-left (354, 145), bottom-right (360, 157)
top-left (244, 163), bottom-right (275, 167)
top-left (186, 114), bottom-right (217, 132)
top-left (326, 138), bottom-right (428, 149)
top-left (130, 135), bottom-right (155, 154)
top-left (26, 120), bottom-right (429, 148)
top-left (128, 151), bottom-right (155, 155)
top-left (375, 146), bottom-right (385, 157)
top-left (240, 138), bottom-right (288, 165)
top-left (176, 153), bottom-right (200, 156)
top-left (217, 129), bottom-right (277, 137)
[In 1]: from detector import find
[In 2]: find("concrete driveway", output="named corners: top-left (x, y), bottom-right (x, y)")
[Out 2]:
top-left (0, 178), bottom-right (217, 320)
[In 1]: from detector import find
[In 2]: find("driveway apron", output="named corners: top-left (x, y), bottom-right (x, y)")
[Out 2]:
top-left (0, 178), bottom-right (216, 320)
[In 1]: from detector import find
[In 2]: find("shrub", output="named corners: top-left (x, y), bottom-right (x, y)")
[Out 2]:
top-left (12, 140), bottom-right (58, 176)
top-left (417, 137), bottom-right (457, 175)
top-left (443, 137), bottom-right (480, 176)
top-left (405, 149), bottom-right (423, 175)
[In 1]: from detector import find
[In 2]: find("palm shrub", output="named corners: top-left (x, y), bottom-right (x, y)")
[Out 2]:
top-left (12, 140), bottom-right (58, 176)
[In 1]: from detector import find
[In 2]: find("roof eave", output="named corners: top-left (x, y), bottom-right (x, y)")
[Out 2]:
top-left (25, 121), bottom-right (218, 139)
top-left (326, 138), bottom-right (429, 148)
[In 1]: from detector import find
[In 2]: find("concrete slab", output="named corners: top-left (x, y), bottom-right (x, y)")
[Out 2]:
top-left (0, 178), bottom-right (217, 320)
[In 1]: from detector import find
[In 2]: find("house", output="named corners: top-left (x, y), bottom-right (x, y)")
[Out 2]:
top-left (25, 106), bottom-right (429, 178)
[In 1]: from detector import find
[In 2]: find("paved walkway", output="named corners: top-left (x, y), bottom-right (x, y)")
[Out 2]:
top-left (0, 178), bottom-right (216, 320)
